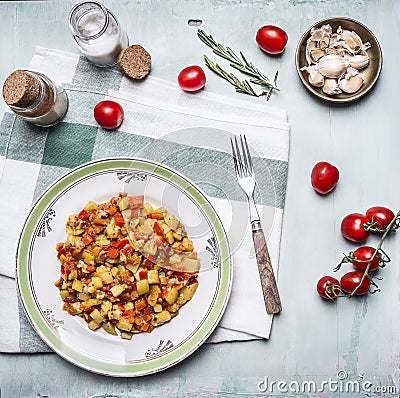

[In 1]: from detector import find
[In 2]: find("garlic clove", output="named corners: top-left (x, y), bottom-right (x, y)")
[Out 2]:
top-left (338, 75), bottom-right (364, 93)
top-left (339, 28), bottom-right (363, 54)
top-left (338, 67), bottom-right (364, 93)
top-left (346, 53), bottom-right (369, 70)
top-left (308, 65), bottom-right (324, 87)
top-left (305, 40), bottom-right (319, 65)
top-left (310, 49), bottom-right (325, 63)
top-left (315, 54), bottom-right (349, 78)
top-left (322, 78), bottom-right (342, 95)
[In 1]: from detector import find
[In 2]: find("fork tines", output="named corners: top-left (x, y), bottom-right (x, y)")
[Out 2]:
top-left (230, 135), bottom-right (254, 178)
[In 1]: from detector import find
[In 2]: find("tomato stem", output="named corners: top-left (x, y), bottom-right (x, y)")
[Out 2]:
top-left (349, 210), bottom-right (400, 297)
top-left (334, 252), bottom-right (354, 272)
top-left (377, 248), bottom-right (391, 267)
top-left (364, 217), bottom-right (400, 233)
top-left (325, 283), bottom-right (342, 300)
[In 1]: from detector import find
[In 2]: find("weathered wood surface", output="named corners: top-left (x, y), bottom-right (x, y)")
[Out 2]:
top-left (1, 0), bottom-right (400, 396)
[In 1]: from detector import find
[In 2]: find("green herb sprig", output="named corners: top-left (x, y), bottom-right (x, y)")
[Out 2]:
top-left (204, 55), bottom-right (257, 96)
top-left (197, 29), bottom-right (279, 99)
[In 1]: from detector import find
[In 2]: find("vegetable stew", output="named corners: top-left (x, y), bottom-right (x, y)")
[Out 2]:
top-left (54, 193), bottom-right (199, 340)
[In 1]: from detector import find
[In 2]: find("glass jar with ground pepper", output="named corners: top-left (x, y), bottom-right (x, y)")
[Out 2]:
top-left (2, 70), bottom-right (68, 127)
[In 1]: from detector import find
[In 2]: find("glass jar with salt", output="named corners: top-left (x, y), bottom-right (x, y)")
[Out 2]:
top-left (68, 1), bottom-right (129, 67)
top-left (2, 70), bottom-right (69, 127)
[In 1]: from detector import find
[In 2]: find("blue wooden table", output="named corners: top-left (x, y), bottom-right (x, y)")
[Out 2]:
top-left (1, 0), bottom-right (400, 396)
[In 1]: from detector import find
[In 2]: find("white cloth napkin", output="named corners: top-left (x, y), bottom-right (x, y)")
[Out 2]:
top-left (0, 47), bottom-right (289, 351)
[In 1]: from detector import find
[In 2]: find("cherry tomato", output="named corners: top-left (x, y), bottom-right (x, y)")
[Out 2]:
top-left (178, 65), bottom-right (206, 92)
top-left (352, 246), bottom-right (380, 272)
top-left (256, 25), bottom-right (288, 55)
top-left (94, 100), bottom-right (124, 130)
top-left (365, 206), bottom-right (395, 230)
top-left (317, 276), bottom-right (340, 300)
top-left (341, 213), bottom-right (370, 242)
top-left (311, 161), bottom-right (340, 194)
top-left (340, 271), bottom-right (370, 295)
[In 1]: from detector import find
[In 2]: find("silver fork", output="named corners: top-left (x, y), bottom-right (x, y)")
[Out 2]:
top-left (231, 134), bottom-right (282, 314)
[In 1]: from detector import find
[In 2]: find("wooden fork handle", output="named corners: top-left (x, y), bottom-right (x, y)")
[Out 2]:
top-left (252, 222), bottom-right (282, 314)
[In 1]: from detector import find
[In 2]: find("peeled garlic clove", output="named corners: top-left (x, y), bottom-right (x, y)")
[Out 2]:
top-left (315, 54), bottom-right (349, 78)
top-left (340, 29), bottom-right (363, 54)
top-left (323, 78), bottom-right (342, 95)
top-left (308, 65), bottom-right (324, 87)
top-left (338, 67), bottom-right (364, 93)
top-left (347, 53), bottom-right (369, 70)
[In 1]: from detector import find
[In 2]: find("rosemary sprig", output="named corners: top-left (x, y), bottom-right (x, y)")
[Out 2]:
top-left (204, 55), bottom-right (258, 96)
top-left (197, 29), bottom-right (279, 93)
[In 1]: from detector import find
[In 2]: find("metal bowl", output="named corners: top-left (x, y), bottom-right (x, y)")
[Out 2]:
top-left (295, 17), bottom-right (382, 103)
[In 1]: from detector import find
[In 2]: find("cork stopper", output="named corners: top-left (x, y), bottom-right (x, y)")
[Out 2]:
top-left (117, 45), bottom-right (152, 79)
top-left (3, 70), bottom-right (40, 108)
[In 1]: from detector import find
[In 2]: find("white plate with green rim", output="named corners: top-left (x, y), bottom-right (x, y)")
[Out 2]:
top-left (16, 158), bottom-right (232, 376)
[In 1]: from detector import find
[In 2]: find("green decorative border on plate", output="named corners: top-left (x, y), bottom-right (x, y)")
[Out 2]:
top-left (16, 158), bottom-right (232, 376)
